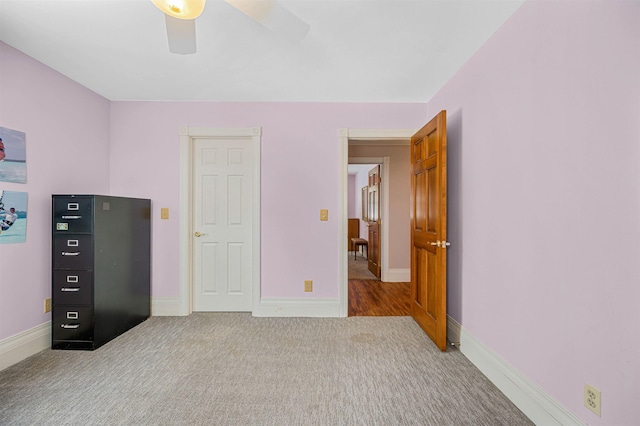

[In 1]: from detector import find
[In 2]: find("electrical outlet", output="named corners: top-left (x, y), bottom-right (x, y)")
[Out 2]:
top-left (304, 280), bottom-right (313, 292)
top-left (44, 298), bottom-right (52, 313)
top-left (584, 384), bottom-right (601, 416)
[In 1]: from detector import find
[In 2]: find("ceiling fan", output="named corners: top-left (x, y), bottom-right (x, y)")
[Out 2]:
top-left (151, 0), bottom-right (310, 54)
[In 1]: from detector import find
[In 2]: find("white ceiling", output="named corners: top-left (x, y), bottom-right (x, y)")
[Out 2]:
top-left (0, 0), bottom-right (525, 102)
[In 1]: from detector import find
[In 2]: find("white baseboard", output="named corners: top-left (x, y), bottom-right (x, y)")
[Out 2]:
top-left (253, 298), bottom-right (341, 317)
top-left (0, 322), bottom-right (51, 372)
top-left (460, 327), bottom-right (584, 426)
top-left (151, 297), bottom-right (185, 316)
top-left (384, 268), bottom-right (410, 282)
top-left (151, 297), bottom-right (341, 318)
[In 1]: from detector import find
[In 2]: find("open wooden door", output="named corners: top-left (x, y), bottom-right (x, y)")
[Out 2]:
top-left (410, 110), bottom-right (448, 351)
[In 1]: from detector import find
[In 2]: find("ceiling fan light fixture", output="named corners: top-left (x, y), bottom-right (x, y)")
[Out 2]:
top-left (151, 0), bottom-right (206, 20)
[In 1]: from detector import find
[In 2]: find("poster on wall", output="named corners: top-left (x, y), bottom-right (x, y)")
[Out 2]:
top-left (0, 126), bottom-right (27, 183)
top-left (0, 190), bottom-right (28, 244)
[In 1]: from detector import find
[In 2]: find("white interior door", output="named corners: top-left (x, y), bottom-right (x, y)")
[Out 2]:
top-left (193, 137), bottom-right (254, 311)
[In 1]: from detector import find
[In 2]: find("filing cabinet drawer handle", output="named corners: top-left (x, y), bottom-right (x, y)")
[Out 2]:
top-left (60, 324), bottom-right (80, 329)
top-left (61, 252), bottom-right (80, 256)
top-left (61, 287), bottom-right (80, 292)
top-left (61, 215), bottom-right (82, 219)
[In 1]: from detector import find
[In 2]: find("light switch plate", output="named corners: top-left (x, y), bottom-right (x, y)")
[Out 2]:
top-left (320, 209), bottom-right (328, 221)
top-left (161, 208), bottom-right (170, 219)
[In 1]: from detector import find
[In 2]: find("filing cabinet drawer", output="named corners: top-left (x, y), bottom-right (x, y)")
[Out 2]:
top-left (53, 234), bottom-right (94, 268)
top-left (53, 270), bottom-right (92, 305)
top-left (52, 307), bottom-right (93, 341)
top-left (53, 196), bottom-right (93, 233)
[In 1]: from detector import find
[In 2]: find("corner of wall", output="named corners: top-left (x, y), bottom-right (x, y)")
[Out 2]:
top-left (459, 327), bottom-right (584, 426)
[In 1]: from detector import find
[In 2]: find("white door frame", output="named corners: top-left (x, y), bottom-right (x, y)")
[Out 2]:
top-left (338, 128), bottom-right (416, 317)
top-left (179, 127), bottom-right (261, 315)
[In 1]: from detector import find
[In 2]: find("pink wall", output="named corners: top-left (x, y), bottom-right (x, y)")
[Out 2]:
top-left (0, 38), bottom-right (427, 341)
top-left (109, 102), bottom-right (427, 299)
top-left (0, 42), bottom-right (110, 341)
top-left (426, 1), bottom-right (640, 424)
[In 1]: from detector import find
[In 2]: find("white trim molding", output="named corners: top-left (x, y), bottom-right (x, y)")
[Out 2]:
top-left (151, 297), bottom-right (184, 316)
top-left (0, 322), bottom-right (51, 372)
top-left (253, 298), bottom-right (340, 317)
top-left (460, 327), bottom-right (584, 426)
top-left (179, 127), bottom-right (261, 316)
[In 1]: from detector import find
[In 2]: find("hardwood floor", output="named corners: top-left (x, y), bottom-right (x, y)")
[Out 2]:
top-left (348, 279), bottom-right (411, 316)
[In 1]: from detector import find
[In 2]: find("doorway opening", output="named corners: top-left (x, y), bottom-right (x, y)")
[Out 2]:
top-left (339, 128), bottom-right (416, 317)
top-left (347, 163), bottom-right (379, 282)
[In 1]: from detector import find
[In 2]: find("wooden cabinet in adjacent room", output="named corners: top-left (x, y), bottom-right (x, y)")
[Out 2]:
top-left (51, 195), bottom-right (151, 350)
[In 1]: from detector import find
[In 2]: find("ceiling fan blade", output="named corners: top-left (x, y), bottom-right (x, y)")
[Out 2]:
top-left (165, 15), bottom-right (197, 54)
top-left (225, 0), bottom-right (310, 42)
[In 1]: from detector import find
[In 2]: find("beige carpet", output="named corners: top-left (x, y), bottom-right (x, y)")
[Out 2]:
top-left (0, 314), bottom-right (533, 425)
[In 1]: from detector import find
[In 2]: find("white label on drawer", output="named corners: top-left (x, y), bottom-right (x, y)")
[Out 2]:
top-left (67, 240), bottom-right (79, 247)
top-left (67, 275), bottom-right (79, 283)
top-left (66, 312), bottom-right (79, 320)
top-left (68, 203), bottom-right (79, 211)
top-left (56, 223), bottom-right (69, 231)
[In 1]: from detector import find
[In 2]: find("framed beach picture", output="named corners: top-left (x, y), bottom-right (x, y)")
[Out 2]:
top-left (0, 190), bottom-right (28, 244)
top-left (0, 126), bottom-right (27, 184)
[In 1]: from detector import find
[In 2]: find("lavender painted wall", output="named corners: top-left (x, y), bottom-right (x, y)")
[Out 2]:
top-left (0, 42), bottom-right (110, 341)
top-left (109, 102), bottom-right (427, 299)
top-left (426, 1), bottom-right (640, 424)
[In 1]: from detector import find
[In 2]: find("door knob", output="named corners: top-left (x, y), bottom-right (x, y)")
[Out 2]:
top-left (429, 241), bottom-right (451, 248)
top-left (194, 231), bottom-right (207, 237)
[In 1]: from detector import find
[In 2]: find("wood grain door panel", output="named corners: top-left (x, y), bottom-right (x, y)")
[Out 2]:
top-left (367, 222), bottom-right (380, 277)
top-left (411, 110), bottom-right (447, 351)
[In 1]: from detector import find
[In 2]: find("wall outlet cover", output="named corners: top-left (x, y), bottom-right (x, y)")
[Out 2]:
top-left (584, 384), bottom-right (601, 417)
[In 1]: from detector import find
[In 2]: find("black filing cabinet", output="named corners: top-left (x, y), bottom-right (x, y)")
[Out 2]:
top-left (52, 195), bottom-right (151, 350)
